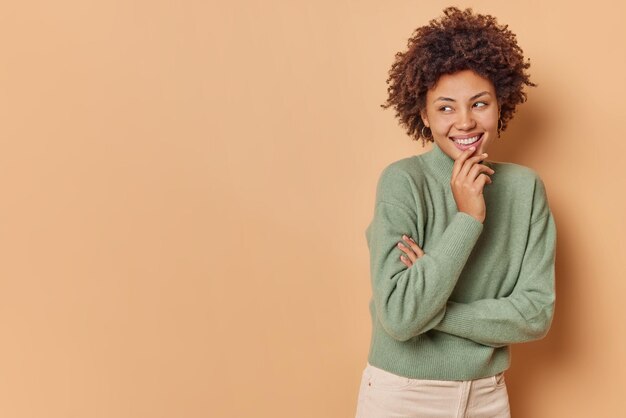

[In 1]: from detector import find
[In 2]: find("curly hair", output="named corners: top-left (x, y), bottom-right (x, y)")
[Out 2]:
top-left (381, 6), bottom-right (535, 145)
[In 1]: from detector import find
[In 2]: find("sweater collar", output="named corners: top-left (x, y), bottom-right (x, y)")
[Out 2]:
top-left (421, 142), bottom-right (455, 183)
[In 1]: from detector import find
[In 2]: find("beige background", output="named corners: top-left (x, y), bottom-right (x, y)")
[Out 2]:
top-left (1, 0), bottom-right (625, 417)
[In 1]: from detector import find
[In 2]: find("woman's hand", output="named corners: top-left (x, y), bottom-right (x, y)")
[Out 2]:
top-left (397, 234), bottom-right (424, 268)
top-left (451, 147), bottom-right (495, 223)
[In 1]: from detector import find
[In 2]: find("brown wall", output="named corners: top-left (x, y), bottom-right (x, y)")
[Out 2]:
top-left (1, 1), bottom-right (625, 417)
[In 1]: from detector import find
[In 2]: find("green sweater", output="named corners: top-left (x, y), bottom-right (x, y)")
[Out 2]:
top-left (365, 143), bottom-right (556, 380)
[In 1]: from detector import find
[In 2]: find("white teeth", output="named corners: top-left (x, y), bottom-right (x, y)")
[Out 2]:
top-left (454, 135), bottom-right (481, 145)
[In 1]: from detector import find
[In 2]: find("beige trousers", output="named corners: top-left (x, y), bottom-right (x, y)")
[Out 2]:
top-left (355, 363), bottom-right (511, 418)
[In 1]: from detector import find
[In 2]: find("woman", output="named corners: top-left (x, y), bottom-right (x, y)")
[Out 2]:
top-left (356, 7), bottom-right (556, 418)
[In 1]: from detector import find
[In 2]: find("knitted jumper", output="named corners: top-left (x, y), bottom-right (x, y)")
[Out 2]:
top-left (365, 143), bottom-right (556, 380)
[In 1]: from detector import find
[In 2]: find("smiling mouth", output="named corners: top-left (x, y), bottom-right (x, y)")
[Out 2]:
top-left (450, 133), bottom-right (483, 146)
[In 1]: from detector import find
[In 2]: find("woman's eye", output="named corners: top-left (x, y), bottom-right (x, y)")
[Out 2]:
top-left (474, 101), bottom-right (487, 108)
top-left (439, 105), bottom-right (453, 112)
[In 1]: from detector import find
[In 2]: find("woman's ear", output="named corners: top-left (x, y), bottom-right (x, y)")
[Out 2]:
top-left (420, 110), bottom-right (429, 127)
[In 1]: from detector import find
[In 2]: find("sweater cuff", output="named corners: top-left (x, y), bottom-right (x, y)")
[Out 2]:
top-left (435, 302), bottom-right (476, 336)
top-left (433, 212), bottom-right (483, 261)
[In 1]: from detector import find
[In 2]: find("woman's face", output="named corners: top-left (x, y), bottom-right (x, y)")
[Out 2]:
top-left (421, 69), bottom-right (499, 160)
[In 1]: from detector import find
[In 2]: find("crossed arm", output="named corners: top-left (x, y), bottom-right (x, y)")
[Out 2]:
top-left (397, 212), bottom-right (556, 347)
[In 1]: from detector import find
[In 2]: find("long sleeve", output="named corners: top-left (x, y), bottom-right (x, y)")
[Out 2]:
top-left (433, 178), bottom-right (557, 347)
top-left (366, 166), bottom-right (484, 342)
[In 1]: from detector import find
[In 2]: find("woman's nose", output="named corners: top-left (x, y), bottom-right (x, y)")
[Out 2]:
top-left (455, 111), bottom-right (476, 130)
